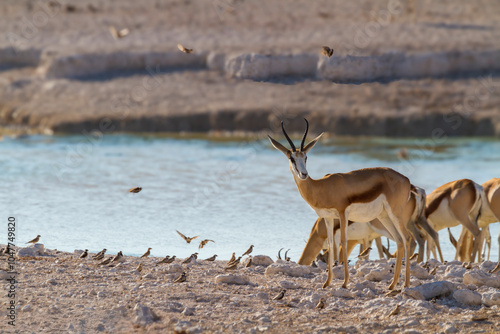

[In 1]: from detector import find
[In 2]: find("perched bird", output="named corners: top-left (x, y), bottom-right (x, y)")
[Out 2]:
top-left (447, 228), bottom-right (457, 248)
top-left (409, 253), bottom-right (418, 261)
top-left (245, 257), bottom-right (252, 267)
top-left (174, 272), bottom-right (187, 283)
top-left (272, 289), bottom-right (286, 301)
top-left (429, 266), bottom-right (438, 275)
top-left (182, 253), bottom-right (198, 264)
top-left (224, 261), bottom-right (239, 270)
top-left (93, 253), bottom-right (105, 261)
top-left (321, 46), bottom-right (334, 57)
top-left (80, 249), bottom-right (88, 259)
top-left (228, 252), bottom-right (236, 263)
top-left (141, 248), bottom-right (152, 258)
top-left (176, 230), bottom-right (199, 243)
top-left (111, 251), bottom-right (123, 263)
top-left (98, 257), bottom-right (113, 266)
top-left (388, 304), bottom-right (401, 317)
top-left (27, 235), bottom-right (41, 244)
top-left (357, 247), bottom-right (372, 258)
top-left (242, 245), bottom-right (254, 256)
top-left (157, 256), bottom-right (171, 265)
top-left (109, 26), bottom-right (130, 40)
top-left (315, 298), bottom-right (325, 309)
top-left (92, 248), bottom-right (107, 259)
top-left (227, 256), bottom-right (241, 267)
top-left (128, 187), bottom-right (142, 193)
top-left (177, 43), bottom-right (194, 53)
top-left (136, 263), bottom-right (143, 272)
top-left (164, 255), bottom-right (176, 264)
top-left (204, 254), bottom-right (217, 261)
top-left (199, 239), bottom-right (215, 249)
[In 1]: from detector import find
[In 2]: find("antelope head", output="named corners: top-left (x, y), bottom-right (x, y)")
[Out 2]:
top-left (268, 119), bottom-right (323, 180)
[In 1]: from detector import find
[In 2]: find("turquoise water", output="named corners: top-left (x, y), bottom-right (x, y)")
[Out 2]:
top-left (1, 134), bottom-right (499, 262)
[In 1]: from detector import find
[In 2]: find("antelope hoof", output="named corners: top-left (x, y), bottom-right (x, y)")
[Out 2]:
top-left (342, 283), bottom-right (347, 289)
top-left (322, 281), bottom-right (330, 289)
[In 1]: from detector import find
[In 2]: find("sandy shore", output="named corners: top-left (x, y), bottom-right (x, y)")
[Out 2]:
top-left (1, 0), bottom-right (500, 136)
top-left (1, 244), bottom-right (499, 333)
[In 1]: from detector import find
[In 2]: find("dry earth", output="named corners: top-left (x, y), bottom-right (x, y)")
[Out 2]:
top-left (1, 244), bottom-right (499, 333)
top-left (1, 0), bottom-right (500, 136)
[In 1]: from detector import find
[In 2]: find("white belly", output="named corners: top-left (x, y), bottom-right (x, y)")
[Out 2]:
top-left (313, 194), bottom-right (386, 222)
top-left (427, 198), bottom-right (457, 231)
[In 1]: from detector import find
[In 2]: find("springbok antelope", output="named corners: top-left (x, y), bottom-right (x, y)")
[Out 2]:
top-left (455, 178), bottom-right (500, 262)
top-left (425, 179), bottom-right (483, 262)
top-left (269, 119), bottom-right (414, 290)
top-left (298, 186), bottom-right (444, 264)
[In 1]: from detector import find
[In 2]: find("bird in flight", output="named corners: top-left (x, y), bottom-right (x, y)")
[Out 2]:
top-left (129, 187), bottom-right (142, 193)
top-left (177, 43), bottom-right (194, 53)
top-left (109, 26), bottom-right (130, 40)
top-left (321, 46), bottom-right (334, 57)
top-left (176, 230), bottom-right (199, 243)
top-left (199, 239), bottom-right (215, 249)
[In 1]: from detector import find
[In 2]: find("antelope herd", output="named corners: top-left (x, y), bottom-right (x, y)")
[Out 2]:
top-left (269, 119), bottom-right (500, 290)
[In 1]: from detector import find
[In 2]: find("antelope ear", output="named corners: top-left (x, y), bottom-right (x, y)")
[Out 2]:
top-left (268, 135), bottom-right (290, 155)
top-left (302, 132), bottom-right (324, 153)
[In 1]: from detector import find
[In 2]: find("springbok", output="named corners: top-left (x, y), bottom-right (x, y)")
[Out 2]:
top-left (425, 179), bottom-right (483, 262)
top-left (455, 178), bottom-right (500, 262)
top-left (268, 119), bottom-right (414, 290)
top-left (298, 186), bottom-right (443, 264)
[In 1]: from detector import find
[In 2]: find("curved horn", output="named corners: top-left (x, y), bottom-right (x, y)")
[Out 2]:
top-left (278, 247), bottom-right (283, 260)
top-left (281, 121), bottom-right (296, 151)
top-left (300, 118), bottom-right (309, 151)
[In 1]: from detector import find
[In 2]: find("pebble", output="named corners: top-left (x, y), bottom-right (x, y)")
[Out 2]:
top-left (453, 289), bottom-right (482, 306)
top-left (215, 274), bottom-right (251, 285)
top-left (134, 303), bottom-right (159, 326)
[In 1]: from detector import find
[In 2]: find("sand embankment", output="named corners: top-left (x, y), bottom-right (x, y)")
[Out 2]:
top-left (1, 0), bottom-right (500, 136)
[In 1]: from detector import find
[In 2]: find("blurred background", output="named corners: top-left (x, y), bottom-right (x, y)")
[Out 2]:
top-left (0, 0), bottom-right (499, 262)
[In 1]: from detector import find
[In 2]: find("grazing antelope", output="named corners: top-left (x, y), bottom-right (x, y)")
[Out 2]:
top-left (269, 119), bottom-right (414, 289)
top-left (425, 179), bottom-right (483, 262)
top-left (298, 186), bottom-right (444, 264)
top-left (455, 178), bottom-right (500, 262)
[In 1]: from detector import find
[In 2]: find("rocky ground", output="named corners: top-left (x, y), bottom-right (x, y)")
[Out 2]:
top-left (1, 0), bottom-right (500, 136)
top-left (1, 244), bottom-right (499, 333)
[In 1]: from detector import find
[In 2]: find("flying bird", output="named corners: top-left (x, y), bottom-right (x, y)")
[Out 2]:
top-left (204, 254), bottom-right (217, 261)
top-left (321, 46), bottom-right (333, 57)
top-left (242, 245), bottom-right (254, 256)
top-left (79, 249), bottom-right (88, 259)
top-left (199, 239), bottom-right (215, 249)
top-left (129, 187), bottom-right (142, 193)
top-left (177, 43), bottom-right (194, 53)
top-left (272, 289), bottom-right (286, 301)
top-left (176, 230), bottom-right (199, 243)
top-left (109, 26), bottom-right (130, 40)
top-left (141, 248), bottom-right (152, 258)
top-left (27, 235), bottom-right (41, 244)
top-left (174, 272), bottom-right (187, 283)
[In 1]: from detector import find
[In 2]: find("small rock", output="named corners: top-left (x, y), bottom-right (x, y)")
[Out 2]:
top-left (21, 304), bottom-right (32, 312)
top-left (0, 270), bottom-right (11, 280)
top-left (252, 255), bottom-right (274, 266)
top-left (443, 325), bottom-right (459, 334)
top-left (134, 303), bottom-right (160, 326)
top-left (332, 288), bottom-right (353, 298)
top-left (46, 278), bottom-right (57, 285)
top-left (215, 274), bottom-right (251, 285)
top-left (256, 292), bottom-right (269, 300)
top-left (166, 264), bottom-right (184, 273)
top-left (411, 264), bottom-right (432, 280)
top-left (482, 291), bottom-right (500, 307)
top-left (16, 244), bottom-right (46, 257)
top-left (265, 262), bottom-right (311, 277)
top-left (403, 281), bottom-right (455, 300)
top-left (186, 325), bottom-right (203, 334)
top-left (96, 323), bottom-right (105, 332)
top-left (453, 289), bottom-right (482, 306)
top-left (182, 307), bottom-right (195, 316)
top-left (463, 271), bottom-right (500, 288)
top-left (279, 280), bottom-right (301, 289)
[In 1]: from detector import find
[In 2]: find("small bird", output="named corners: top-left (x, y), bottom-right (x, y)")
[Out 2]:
top-left (92, 248), bottom-right (107, 259)
top-left (272, 289), bottom-right (286, 301)
top-left (98, 257), bottom-right (113, 266)
top-left (245, 257), bottom-right (252, 267)
top-left (397, 148), bottom-right (409, 160)
top-left (388, 304), bottom-right (401, 317)
top-left (136, 263), bottom-right (143, 272)
top-left (358, 247), bottom-right (372, 259)
top-left (176, 230), bottom-right (199, 243)
top-left (429, 266), bottom-right (438, 275)
top-left (109, 26), bottom-right (130, 40)
top-left (156, 256), bottom-right (171, 265)
top-left (242, 245), bottom-right (254, 256)
top-left (199, 239), bottom-right (215, 249)
top-left (409, 253), bottom-right (418, 261)
top-left (384, 289), bottom-right (401, 298)
top-left (315, 298), bottom-right (325, 309)
top-left (448, 228), bottom-right (457, 248)
top-left (321, 46), bottom-right (334, 57)
top-left (228, 252), bottom-right (236, 263)
top-left (164, 255), bottom-right (176, 264)
top-left (227, 256), bottom-right (241, 267)
top-left (174, 272), bottom-right (187, 283)
top-left (182, 253), bottom-right (198, 264)
top-left (80, 249), bottom-right (88, 259)
top-left (141, 248), bottom-right (152, 258)
top-left (111, 251), bottom-right (123, 263)
top-left (177, 43), bottom-right (194, 53)
top-left (27, 235), bottom-right (41, 244)
top-left (225, 261), bottom-right (239, 270)
top-left (204, 254), bottom-right (217, 261)
top-left (129, 187), bottom-right (142, 193)
top-left (463, 262), bottom-right (472, 270)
